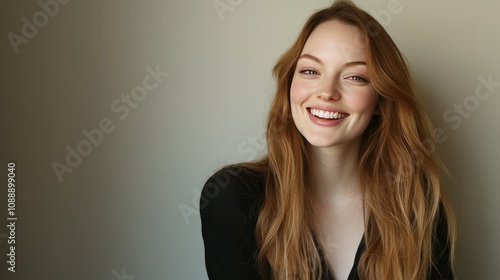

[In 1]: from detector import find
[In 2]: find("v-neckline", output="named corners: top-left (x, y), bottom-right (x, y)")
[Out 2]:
top-left (317, 236), bottom-right (366, 280)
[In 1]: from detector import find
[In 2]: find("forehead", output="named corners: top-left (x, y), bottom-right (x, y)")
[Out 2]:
top-left (301, 20), bottom-right (367, 61)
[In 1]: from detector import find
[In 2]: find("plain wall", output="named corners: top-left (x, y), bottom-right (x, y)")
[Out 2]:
top-left (1, 0), bottom-right (499, 279)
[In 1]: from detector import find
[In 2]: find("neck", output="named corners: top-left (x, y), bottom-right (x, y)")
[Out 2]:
top-left (309, 139), bottom-right (362, 203)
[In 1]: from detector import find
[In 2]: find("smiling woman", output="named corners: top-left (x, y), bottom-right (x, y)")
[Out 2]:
top-left (290, 20), bottom-right (379, 150)
top-left (200, 1), bottom-right (456, 279)
top-left (289, 20), bottom-right (380, 280)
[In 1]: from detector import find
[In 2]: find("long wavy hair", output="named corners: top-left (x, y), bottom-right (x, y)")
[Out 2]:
top-left (236, 0), bottom-right (456, 279)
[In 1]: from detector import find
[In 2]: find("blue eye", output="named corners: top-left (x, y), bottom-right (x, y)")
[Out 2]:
top-left (349, 76), bottom-right (368, 82)
top-left (300, 69), bottom-right (318, 75)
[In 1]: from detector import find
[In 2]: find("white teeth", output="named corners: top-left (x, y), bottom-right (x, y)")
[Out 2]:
top-left (310, 108), bottom-right (346, 120)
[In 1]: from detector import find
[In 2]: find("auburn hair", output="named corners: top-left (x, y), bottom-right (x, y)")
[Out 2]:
top-left (235, 0), bottom-right (456, 279)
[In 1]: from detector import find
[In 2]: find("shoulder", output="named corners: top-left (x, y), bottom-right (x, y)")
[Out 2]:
top-left (200, 166), bottom-right (265, 279)
top-left (205, 166), bottom-right (265, 195)
top-left (200, 166), bottom-right (265, 221)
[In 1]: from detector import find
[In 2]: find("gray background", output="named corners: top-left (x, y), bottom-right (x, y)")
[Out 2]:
top-left (1, 0), bottom-right (499, 279)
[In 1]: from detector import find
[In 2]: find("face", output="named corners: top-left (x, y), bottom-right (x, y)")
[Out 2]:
top-left (290, 20), bottom-right (379, 150)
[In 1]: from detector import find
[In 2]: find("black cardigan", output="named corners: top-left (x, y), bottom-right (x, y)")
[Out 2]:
top-left (200, 167), bottom-right (454, 280)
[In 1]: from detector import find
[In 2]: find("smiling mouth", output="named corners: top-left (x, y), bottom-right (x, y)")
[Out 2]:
top-left (308, 108), bottom-right (348, 120)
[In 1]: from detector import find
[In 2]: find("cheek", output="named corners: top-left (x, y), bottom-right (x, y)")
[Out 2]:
top-left (290, 77), bottom-right (312, 106)
top-left (349, 90), bottom-right (379, 113)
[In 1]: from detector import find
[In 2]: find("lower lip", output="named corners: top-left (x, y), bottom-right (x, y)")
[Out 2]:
top-left (308, 110), bottom-right (347, 127)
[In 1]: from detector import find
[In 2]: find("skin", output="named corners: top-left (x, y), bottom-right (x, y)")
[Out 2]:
top-left (290, 20), bottom-right (379, 280)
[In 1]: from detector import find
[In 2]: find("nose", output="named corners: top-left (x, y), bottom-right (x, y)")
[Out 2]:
top-left (316, 79), bottom-right (341, 101)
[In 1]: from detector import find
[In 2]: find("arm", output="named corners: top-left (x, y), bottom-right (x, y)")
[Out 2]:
top-left (200, 168), bottom-right (263, 280)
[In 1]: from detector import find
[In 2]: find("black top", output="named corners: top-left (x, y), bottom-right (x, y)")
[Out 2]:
top-left (200, 167), bottom-right (454, 280)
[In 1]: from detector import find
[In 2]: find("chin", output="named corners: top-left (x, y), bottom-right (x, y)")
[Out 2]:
top-left (303, 134), bottom-right (362, 150)
top-left (304, 136), bottom-right (339, 148)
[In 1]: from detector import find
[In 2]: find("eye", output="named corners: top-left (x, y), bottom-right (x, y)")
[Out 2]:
top-left (347, 76), bottom-right (368, 83)
top-left (299, 69), bottom-right (319, 76)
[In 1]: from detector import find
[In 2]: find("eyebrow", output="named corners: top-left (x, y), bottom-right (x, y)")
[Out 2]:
top-left (298, 53), bottom-right (367, 67)
top-left (299, 54), bottom-right (323, 64)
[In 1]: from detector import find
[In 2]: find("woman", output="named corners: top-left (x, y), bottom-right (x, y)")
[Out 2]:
top-left (200, 1), bottom-right (456, 279)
